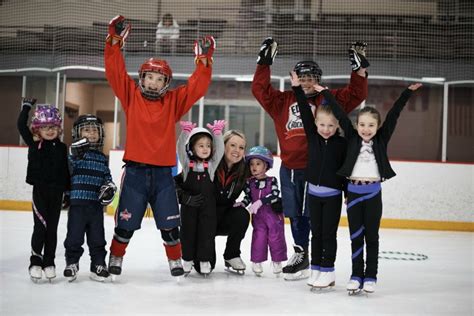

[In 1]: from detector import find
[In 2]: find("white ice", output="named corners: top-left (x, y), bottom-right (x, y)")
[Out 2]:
top-left (0, 210), bottom-right (472, 315)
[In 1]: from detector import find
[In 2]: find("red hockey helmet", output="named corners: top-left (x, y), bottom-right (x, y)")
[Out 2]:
top-left (138, 58), bottom-right (173, 100)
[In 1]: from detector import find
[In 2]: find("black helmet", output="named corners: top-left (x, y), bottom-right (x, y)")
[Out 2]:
top-left (293, 60), bottom-right (322, 82)
top-left (72, 114), bottom-right (105, 150)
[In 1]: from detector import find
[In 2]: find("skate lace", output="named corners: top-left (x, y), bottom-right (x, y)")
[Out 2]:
top-left (95, 265), bottom-right (104, 274)
top-left (66, 263), bottom-right (78, 273)
top-left (287, 251), bottom-right (304, 267)
top-left (110, 255), bottom-right (123, 267)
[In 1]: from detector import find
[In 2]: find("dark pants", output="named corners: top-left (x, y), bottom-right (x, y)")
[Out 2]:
top-left (180, 169), bottom-right (216, 262)
top-left (308, 193), bottom-right (342, 268)
top-left (30, 185), bottom-right (63, 268)
top-left (347, 183), bottom-right (382, 280)
top-left (64, 203), bottom-right (107, 269)
top-left (194, 205), bottom-right (250, 272)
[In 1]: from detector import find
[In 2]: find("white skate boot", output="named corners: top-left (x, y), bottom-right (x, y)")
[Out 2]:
top-left (200, 261), bottom-right (212, 277)
top-left (347, 277), bottom-right (363, 295)
top-left (43, 266), bottom-right (56, 282)
top-left (182, 260), bottom-right (193, 277)
top-left (272, 261), bottom-right (282, 275)
top-left (363, 280), bottom-right (376, 293)
top-left (252, 262), bottom-right (263, 276)
top-left (29, 265), bottom-right (42, 283)
top-left (225, 257), bottom-right (246, 275)
top-left (64, 263), bottom-right (79, 282)
top-left (312, 271), bottom-right (336, 289)
top-left (307, 269), bottom-right (321, 287)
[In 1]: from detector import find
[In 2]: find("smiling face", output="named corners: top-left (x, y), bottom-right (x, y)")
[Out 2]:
top-left (142, 72), bottom-right (167, 94)
top-left (80, 125), bottom-right (100, 144)
top-left (298, 75), bottom-right (318, 96)
top-left (357, 112), bottom-right (379, 142)
top-left (38, 125), bottom-right (59, 140)
top-left (315, 111), bottom-right (338, 139)
top-left (192, 135), bottom-right (212, 160)
top-left (224, 134), bottom-right (246, 168)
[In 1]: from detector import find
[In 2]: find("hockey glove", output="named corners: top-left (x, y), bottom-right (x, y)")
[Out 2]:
top-left (248, 200), bottom-right (263, 214)
top-left (22, 97), bottom-right (37, 110)
top-left (348, 41), bottom-right (370, 71)
top-left (62, 191), bottom-right (70, 210)
top-left (206, 120), bottom-right (226, 136)
top-left (194, 36), bottom-right (216, 64)
top-left (106, 15), bottom-right (131, 47)
top-left (179, 121), bottom-right (196, 134)
top-left (98, 182), bottom-right (117, 206)
top-left (70, 138), bottom-right (90, 158)
top-left (257, 37), bottom-right (278, 65)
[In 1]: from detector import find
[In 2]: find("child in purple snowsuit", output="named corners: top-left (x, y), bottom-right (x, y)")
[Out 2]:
top-left (240, 146), bottom-right (287, 276)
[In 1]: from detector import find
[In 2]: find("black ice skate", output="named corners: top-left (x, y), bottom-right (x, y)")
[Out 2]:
top-left (224, 257), bottom-right (246, 275)
top-left (168, 259), bottom-right (184, 277)
top-left (90, 264), bottom-right (110, 282)
top-left (282, 245), bottom-right (310, 281)
top-left (64, 263), bottom-right (79, 282)
top-left (108, 255), bottom-right (123, 280)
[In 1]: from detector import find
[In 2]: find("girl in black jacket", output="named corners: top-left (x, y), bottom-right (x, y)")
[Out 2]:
top-left (17, 98), bottom-right (70, 283)
top-left (291, 72), bottom-right (347, 289)
top-left (324, 83), bottom-right (422, 294)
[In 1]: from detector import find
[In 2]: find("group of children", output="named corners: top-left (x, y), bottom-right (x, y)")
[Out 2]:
top-left (17, 15), bottom-right (423, 294)
top-left (18, 99), bottom-right (116, 283)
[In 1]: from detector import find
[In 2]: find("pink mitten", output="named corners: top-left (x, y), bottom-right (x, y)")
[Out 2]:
top-left (179, 121), bottom-right (196, 133)
top-left (249, 200), bottom-right (263, 214)
top-left (206, 120), bottom-right (226, 135)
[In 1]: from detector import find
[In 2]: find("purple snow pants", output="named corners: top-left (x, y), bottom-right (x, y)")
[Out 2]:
top-left (250, 205), bottom-right (287, 263)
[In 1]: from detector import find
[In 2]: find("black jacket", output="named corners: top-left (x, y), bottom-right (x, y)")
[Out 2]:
top-left (17, 105), bottom-right (70, 190)
top-left (293, 86), bottom-right (347, 191)
top-left (325, 88), bottom-right (414, 181)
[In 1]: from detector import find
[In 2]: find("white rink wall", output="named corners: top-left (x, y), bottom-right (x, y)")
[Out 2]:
top-left (1, 147), bottom-right (472, 223)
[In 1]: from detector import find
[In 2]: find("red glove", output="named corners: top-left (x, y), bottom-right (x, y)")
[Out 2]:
top-left (194, 36), bottom-right (216, 63)
top-left (106, 15), bottom-right (131, 47)
top-left (206, 120), bottom-right (226, 135)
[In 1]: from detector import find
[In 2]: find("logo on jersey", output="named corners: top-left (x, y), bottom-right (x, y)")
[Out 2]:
top-left (120, 209), bottom-right (132, 221)
top-left (284, 101), bottom-right (316, 140)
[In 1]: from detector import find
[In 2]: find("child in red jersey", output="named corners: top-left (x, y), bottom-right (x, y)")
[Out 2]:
top-left (104, 15), bottom-right (215, 278)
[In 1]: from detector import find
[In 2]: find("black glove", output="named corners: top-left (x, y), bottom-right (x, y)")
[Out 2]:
top-left (271, 198), bottom-right (283, 213)
top-left (62, 192), bottom-right (70, 210)
top-left (70, 138), bottom-right (90, 158)
top-left (257, 37), bottom-right (278, 65)
top-left (348, 41), bottom-right (370, 71)
top-left (98, 182), bottom-right (117, 206)
top-left (22, 97), bottom-right (37, 110)
top-left (180, 192), bottom-right (204, 208)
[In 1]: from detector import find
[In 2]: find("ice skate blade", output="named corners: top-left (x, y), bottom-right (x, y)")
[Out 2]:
top-left (347, 289), bottom-right (365, 296)
top-left (89, 274), bottom-right (107, 282)
top-left (110, 274), bottom-right (118, 282)
top-left (225, 267), bottom-right (245, 275)
top-left (30, 277), bottom-right (41, 283)
top-left (66, 276), bottom-right (77, 283)
top-left (283, 269), bottom-right (310, 281)
top-left (253, 272), bottom-right (263, 277)
top-left (310, 284), bottom-right (335, 293)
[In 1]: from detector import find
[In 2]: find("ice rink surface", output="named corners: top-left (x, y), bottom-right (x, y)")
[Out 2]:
top-left (0, 210), bottom-right (472, 315)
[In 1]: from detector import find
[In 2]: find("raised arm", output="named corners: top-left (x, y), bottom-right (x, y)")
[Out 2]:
top-left (290, 71), bottom-right (317, 140)
top-left (17, 98), bottom-right (36, 147)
